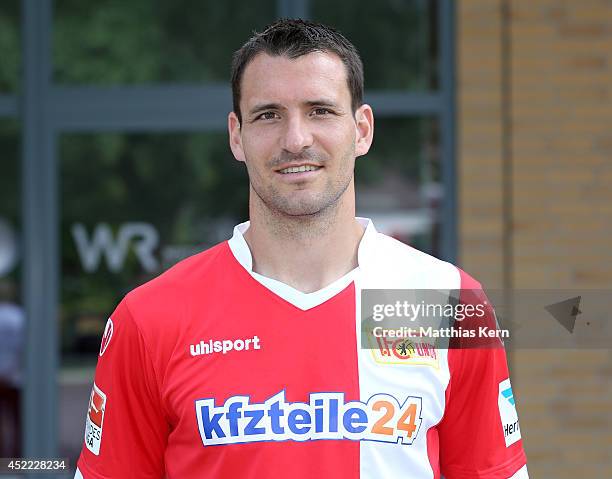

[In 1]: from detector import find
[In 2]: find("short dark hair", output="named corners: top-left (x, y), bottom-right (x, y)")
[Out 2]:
top-left (231, 19), bottom-right (364, 123)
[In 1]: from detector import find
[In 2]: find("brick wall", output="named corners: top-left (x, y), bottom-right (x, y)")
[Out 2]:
top-left (458, 1), bottom-right (612, 476)
top-left (458, 0), bottom-right (506, 289)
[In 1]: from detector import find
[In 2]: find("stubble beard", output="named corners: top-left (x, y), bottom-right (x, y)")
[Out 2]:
top-left (249, 144), bottom-right (355, 222)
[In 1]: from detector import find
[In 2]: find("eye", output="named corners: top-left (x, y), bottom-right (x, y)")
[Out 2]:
top-left (312, 108), bottom-right (332, 116)
top-left (255, 111), bottom-right (279, 121)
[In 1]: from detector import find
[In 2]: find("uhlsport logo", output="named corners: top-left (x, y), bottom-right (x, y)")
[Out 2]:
top-left (195, 390), bottom-right (423, 447)
top-left (190, 335), bottom-right (261, 357)
top-left (84, 383), bottom-right (106, 455)
top-left (498, 378), bottom-right (521, 447)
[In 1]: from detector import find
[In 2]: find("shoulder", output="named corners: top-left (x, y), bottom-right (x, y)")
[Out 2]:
top-left (128, 241), bottom-right (229, 302)
top-left (365, 231), bottom-right (466, 289)
top-left (376, 232), bottom-right (452, 268)
top-left (118, 241), bottom-right (231, 334)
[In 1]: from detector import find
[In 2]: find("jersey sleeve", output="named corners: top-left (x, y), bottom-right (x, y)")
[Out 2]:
top-left (75, 297), bottom-right (169, 478)
top-left (437, 270), bottom-right (528, 478)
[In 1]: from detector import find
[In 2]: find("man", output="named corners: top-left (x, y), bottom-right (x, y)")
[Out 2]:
top-left (75, 19), bottom-right (528, 478)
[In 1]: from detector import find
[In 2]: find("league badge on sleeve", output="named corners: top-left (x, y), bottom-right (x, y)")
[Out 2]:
top-left (84, 383), bottom-right (107, 455)
top-left (498, 378), bottom-right (521, 447)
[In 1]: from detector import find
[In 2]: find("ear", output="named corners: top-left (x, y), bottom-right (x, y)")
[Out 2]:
top-left (228, 111), bottom-right (246, 163)
top-left (354, 104), bottom-right (374, 158)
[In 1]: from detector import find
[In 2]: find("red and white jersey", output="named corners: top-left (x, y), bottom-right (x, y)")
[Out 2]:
top-left (75, 218), bottom-right (528, 479)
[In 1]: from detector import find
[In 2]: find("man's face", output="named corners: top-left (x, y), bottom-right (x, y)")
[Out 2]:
top-left (228, 51), bottom-right (373, 217)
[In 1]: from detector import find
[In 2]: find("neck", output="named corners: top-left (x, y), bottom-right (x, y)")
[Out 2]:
top-left (243, 183), bottom-right (365, 293)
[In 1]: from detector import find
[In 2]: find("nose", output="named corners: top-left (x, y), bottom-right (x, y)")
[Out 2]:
top-left (281, 115), bottom-right (313, 154)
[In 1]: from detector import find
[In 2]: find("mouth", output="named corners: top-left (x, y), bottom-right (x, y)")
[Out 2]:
top-left (277, 164), bottom-right (322, 174)
top-left (274, 162), bottom-right (323, 183)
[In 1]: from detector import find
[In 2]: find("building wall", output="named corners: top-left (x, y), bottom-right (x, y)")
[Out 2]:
top-left (458, 0), bottom-right (506, 289)
top-left (458, 0), bottom-right (612, 476)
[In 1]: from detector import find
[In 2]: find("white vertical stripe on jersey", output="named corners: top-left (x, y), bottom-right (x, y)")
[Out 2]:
top-left (355, 231), bottom-right (460, 479)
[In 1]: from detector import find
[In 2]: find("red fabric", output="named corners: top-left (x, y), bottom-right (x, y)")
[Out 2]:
top-left (426, 426), bottom-right (441, 479)
top-left (76, 244), bottom-right (528, 478)
top-left (437, 269), bottom-right (527, 478)
top-left (77, 299), bottom-right (168, 478)
top-left (77, 243), bottom-right (360, 478)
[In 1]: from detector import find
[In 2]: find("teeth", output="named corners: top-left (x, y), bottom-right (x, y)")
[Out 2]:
top-left (279, 165), bottom-right (320, 174)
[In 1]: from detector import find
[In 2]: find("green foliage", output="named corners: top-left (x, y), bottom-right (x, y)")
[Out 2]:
top-left (53, 0), bottom-right (276, 84)
top-left (356, 117), bottom-right (430, 186)
top-left (0, 1), bottom-right (20, 92)
top-left (313, 0), bottom-right (435, 90)
top-left (0, 121), bottom-right (20, 220)
top-left (0, 121), bottom-right (21, 302)
top-left (52, 0), bottom-right (275, 343)
top-left (60, 131), bottom-right (249, 336)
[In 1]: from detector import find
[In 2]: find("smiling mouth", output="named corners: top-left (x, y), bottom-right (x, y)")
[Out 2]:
top-left (278, 165), bottom-right (322, 174)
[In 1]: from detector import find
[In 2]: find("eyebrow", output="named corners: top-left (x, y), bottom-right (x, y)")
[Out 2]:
top-left (248, 99), bottom-right (341, 117)
top-left (304, 99), bottom-right (340, 109)
top-left (248, 103), bottom-right (283, 117)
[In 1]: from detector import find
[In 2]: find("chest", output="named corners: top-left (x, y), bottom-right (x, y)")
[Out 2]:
top-left (160, 284), bottom-right (448, 442)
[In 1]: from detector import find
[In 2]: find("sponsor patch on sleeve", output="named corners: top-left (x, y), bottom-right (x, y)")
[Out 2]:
top-left (498, 378), bottom-right (521, 447)
top-left (84, 383), bottom-right (106, 455)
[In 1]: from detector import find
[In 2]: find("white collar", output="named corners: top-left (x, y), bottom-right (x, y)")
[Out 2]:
top-left (227, 217), bottom-right (378, 310)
